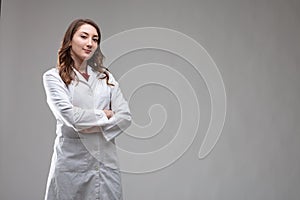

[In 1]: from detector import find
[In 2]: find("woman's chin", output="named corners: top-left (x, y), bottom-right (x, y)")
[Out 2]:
top-left (84, 54), bottom-right (94, 61)
top-left (81, 56), bottom-right (92, 62)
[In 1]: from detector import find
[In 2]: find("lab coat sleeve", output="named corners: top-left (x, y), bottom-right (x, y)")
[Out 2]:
top-left (101, 75), bottom-right (132, 141)
top-left (43, 69), bottom-right (109, 132)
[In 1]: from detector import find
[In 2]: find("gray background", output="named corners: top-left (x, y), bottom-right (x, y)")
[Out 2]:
top-left (1, 0), bottom-right (300, 199)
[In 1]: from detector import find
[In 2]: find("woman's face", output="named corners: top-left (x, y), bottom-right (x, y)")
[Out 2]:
top-left (70, 23), bottom-right (99, 63)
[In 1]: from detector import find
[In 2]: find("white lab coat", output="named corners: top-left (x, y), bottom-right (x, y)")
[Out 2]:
top-left (43, 66), bottom-right (131, 200)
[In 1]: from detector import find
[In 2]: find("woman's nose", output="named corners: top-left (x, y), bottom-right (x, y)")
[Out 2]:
top-left (86, 38), bottom-right (93, 48)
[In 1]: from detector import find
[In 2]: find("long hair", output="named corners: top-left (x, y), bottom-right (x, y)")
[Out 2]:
top-left (57, 19), bottom-right (111, 85)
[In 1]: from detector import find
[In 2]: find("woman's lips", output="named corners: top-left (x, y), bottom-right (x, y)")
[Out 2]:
top-left (84, 49), bottom-right (92, 54)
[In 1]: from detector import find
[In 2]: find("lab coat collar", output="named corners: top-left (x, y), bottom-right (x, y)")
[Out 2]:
top-left (73, 65), bottom-right (108, 86)
top-left (73, 65), bottom-right (95, 84)
top-left (88, 66), bottom-right (108, 82)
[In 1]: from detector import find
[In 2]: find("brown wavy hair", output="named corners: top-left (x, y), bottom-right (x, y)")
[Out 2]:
top-left (57, 19), bottom-right (112, 85)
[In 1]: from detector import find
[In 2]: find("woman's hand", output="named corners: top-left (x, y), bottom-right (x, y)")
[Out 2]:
top-left (103, 109), bottom-right (114, 119)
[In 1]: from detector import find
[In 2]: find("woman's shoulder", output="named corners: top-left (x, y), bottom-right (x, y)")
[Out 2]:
top-left (42, 67), bottom-right (63, 83)
top-left (43, 67), bottom-right (59, 76)
top-left (106, 71), bottom-right (119, 86)
top-left (93, 66), bottom-right (119, 86)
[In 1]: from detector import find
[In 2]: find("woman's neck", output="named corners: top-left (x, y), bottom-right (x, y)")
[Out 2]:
top-left (73, 57), bottom-right (88, 73)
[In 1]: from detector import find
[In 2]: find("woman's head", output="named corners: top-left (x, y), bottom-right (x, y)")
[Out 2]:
top-left (58, 19), bottom-right (107, 85)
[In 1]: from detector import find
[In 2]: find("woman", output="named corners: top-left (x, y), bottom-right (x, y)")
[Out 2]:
top-left (43, 19), bottom-right (131, 200)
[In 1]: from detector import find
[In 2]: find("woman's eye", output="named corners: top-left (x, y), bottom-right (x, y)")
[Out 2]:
top-left (93, 38), bottom-right (99, 42)
top-left (80, 35), bottom-right (87, 39)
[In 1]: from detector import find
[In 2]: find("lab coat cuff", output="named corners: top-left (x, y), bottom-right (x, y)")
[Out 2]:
top-left (94, 109), bottom-right (109, 124)
top-left (101, 116), bottom-right (117, 141)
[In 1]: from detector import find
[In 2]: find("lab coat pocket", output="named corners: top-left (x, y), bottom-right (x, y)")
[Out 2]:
top-left (56, 138), bottom-right (89, 172)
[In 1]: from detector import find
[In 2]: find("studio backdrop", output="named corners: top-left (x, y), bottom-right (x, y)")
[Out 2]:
top-left (1, 0), bottom-right (300, 199)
